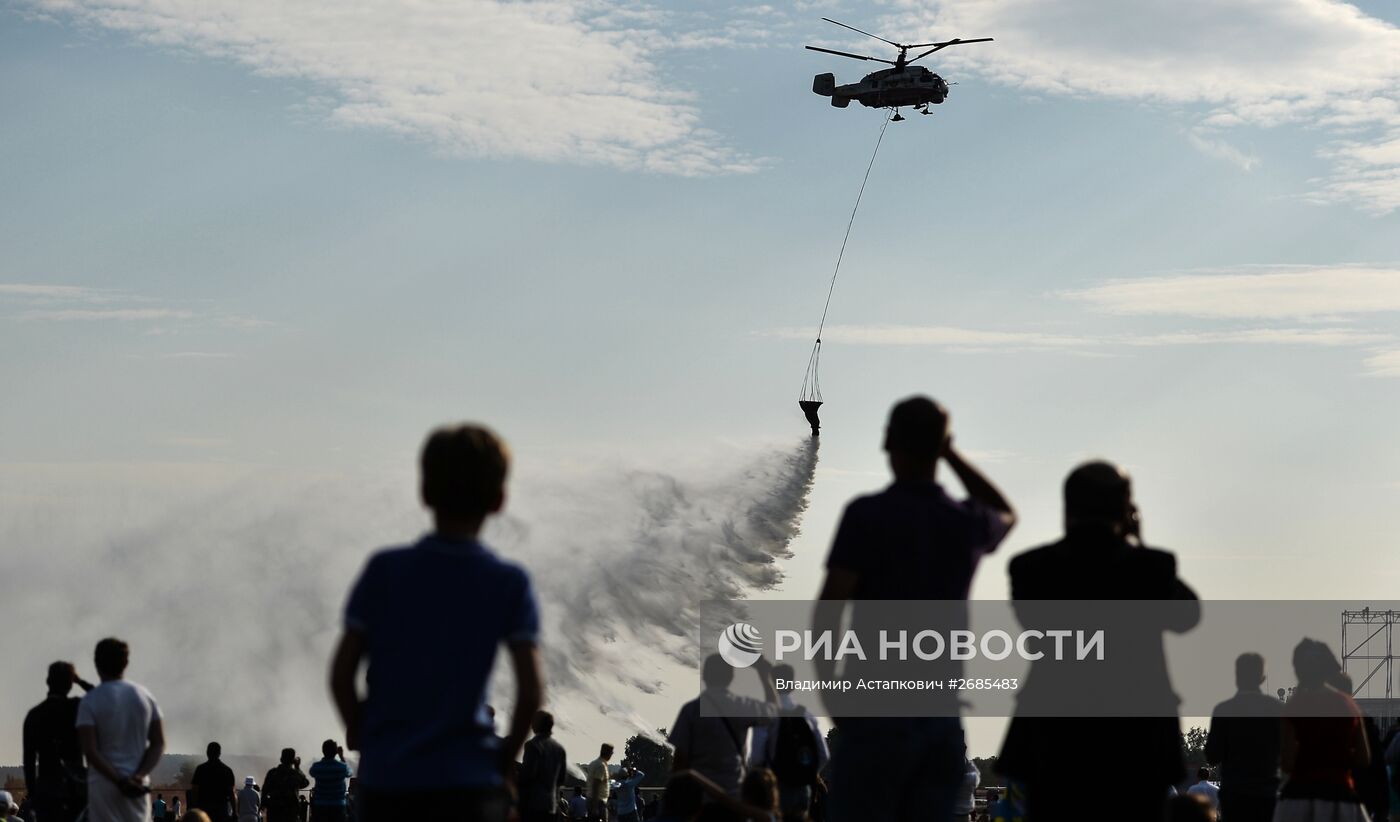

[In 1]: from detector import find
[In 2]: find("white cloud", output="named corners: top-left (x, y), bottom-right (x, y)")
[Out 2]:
top-left (886, 0), bottom-right (1400, 211)
top-left (1186, 129), bottom-right (1260, 171)
top-left (25, 0), bottom-right (759, 176)
top-left (18, 308), bottom-right (195, 322)
top-left (2, 281), bottom-right (266, 329)
top-left (0, 283), bottom-right (108, 300)
top-left (1364, 349), bottom-right (1400, 377)
top-left (1064, 265), bottom-right (1400, 319)
top-left (763, 322), bottom-right (1387, 350)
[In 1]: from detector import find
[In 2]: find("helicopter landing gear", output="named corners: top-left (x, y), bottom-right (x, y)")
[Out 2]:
top-left (916, 103), bottom-right (931, 115)
top-left (890, 108), bottom-right (905, 122)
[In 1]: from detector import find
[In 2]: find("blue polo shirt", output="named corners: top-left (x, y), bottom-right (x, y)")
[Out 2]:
top-left (346, 534), bottom-right (540, 790)
top-left (308, 758), bottom-right (353, 806)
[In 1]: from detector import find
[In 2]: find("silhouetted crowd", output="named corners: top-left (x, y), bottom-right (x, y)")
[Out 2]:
top-left (14, 399), bottom-right (1400, 822)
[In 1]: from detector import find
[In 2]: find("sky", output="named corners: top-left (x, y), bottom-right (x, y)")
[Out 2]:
top-left (5, 0), bottom-right (1400, 763)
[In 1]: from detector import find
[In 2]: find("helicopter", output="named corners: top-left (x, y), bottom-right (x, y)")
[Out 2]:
top-left (806, 18), bottom-right (992, 120)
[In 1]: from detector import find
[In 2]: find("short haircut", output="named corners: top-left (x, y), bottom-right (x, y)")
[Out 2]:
top-left (883, 396), bottom-right (949, 461)
top-left (600, 743), bottom-right (614, 757)
top-left (420, 424), bottom-right (509, 518)
top-left (322, 739), bottom-right (338, 756)
top-left (1197, 766), bottom-right (1210, 780)
top-left (1235, 652), bottom-right (1265, 687)
top-left (280, 748), bottom-right (297, 764)
top-left (94, 638), bottom-right (129, 678)
top-left (702, 653), bottom-right (735, 689)
top-left (533, 710), bottom-right (555, 735)
top-left (207, 741), bottom-right (222, 758)
top-left (47, 661), bottom-right (76, 690)
top-left (1064, 461), bottom-right (1132, 522)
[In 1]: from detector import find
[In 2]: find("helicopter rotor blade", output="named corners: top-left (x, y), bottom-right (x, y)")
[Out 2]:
top-left (907, 37), bottom-right (993, 63)
top-left (820, 17), bottom-right (904, 48)
top-left (805, 45), bottom-right (897, 65)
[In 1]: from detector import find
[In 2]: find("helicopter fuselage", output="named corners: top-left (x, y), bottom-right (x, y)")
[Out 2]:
top-left (813, 65), bottom-right (950, 109)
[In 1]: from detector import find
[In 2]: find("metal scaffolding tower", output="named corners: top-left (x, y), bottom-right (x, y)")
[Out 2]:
top-left (1342, 608), bottom-right (1397, 723)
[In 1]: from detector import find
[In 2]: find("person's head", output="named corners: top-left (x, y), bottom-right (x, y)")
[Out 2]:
top-left (94, 637), bottom-right (129, 680)
top-left (419, 424), bottom-right (509, 525)
top-left (0, 793), bottom-right (11, 819)
top-left (600, 743), bottom-right (614, 761)
top-left (1235, 652), bottom-right (1265, 691)
top-left (701, 653), bottom-right (734, 690)
top-left (280, 747), bottom-right (297, 765)
top-left (207, 741), bottom-right (222, 760)
top-left (1063, 461), bottom-right (1135, 535)
top-left (772, 663), bottom-right (795, 694)
top-left (156, 795), bottom-right (163, 801)
top-left (1197, 766), bottom-right (1210, 781)
top-left (322, 739), bottom-right (338, 758)
top-left (1293, 638), bottom-right (1342, 690)
top-left (244, 777), bottom-right (256, 789)
top-left (741, 767), bottom-right (778, 811)
top-left (532, 710), bottom-right (555, 736)
top-left (573, 786), bottom-right (584, 797)
top-left (180, 812), bottom-right (212, 822)
top-left (660, 773), bottom-right (705, 821)
top-left (883, 396), bottom-right (949, 478)
top-left (46, 661), bottom-right (77, 695)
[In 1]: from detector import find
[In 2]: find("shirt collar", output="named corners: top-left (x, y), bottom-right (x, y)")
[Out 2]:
top-left (418, 533), bottom-right (486, 554)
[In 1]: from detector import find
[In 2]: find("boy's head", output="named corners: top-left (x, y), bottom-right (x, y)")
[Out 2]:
top-left (532, 710), bottom-right (555, 736)
top-left (94, 637), bottom-right (129, 680)
top-left (600, 743), bottom-right (614, 761)
top-left (322, 739), bottom-right (339, 758)
top-left (420, 424), bottom-right (509, 521)
top-left (207, 741), bottom-right (222, 759)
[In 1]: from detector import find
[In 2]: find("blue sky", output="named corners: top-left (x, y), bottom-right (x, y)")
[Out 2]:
top-left (5, 0), bottom-right (1400, 760)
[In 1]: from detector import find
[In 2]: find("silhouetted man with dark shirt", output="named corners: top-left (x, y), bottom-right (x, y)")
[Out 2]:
top-left (23, 661), bottom-right (93, 822)
top-left (518, 712), bottom-right (567, 822)
top-left (998, 461), bottom-right (1199, 822)
top-left (1205, 653), bottom-right (1282, 822)
top-left (814, 396), bottom-right (1016, 821)
top-left (192, 742), bottom-right (236, 822)
top-left (264, 748), bottom-right (310, 822)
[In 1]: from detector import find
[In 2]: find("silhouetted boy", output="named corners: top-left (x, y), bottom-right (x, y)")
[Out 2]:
top-left (330, 424), bottom-right (543, 822)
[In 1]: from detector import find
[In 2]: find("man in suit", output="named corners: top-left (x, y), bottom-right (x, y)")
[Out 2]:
top-left (997, 461), bottom-right (1199, 821)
